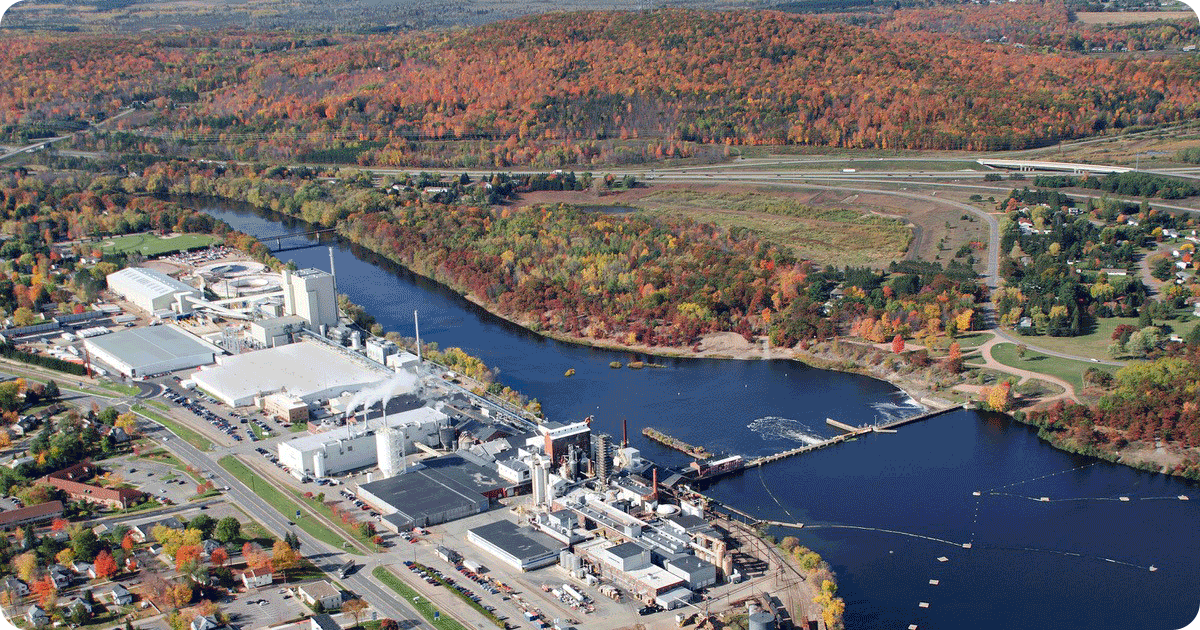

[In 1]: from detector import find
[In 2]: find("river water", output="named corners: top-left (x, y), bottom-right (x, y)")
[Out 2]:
top-left (197, 199), bottom-right (1199, 630)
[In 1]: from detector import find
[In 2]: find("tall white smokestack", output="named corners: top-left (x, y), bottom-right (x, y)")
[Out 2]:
top-left (414, 310), bottom-right (422, 364)
top-left (328, 246), bottom-right (338, 294)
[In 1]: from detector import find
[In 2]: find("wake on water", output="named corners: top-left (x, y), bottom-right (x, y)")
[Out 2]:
top-left (748, 416), bottom-right (825, 446)
top-left (871, 392), bottom-right (925, 424)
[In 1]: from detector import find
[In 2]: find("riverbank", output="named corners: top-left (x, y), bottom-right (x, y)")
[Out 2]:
top-left (182, 193), bottom-right (1200, 485)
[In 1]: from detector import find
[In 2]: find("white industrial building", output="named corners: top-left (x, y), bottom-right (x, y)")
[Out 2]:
top-left (191, 341), bottom-right (388, 407)
top-left (249, 316), bottom-right (307, 347)
top-left (282, 268), bottom-right (338, 330)
top-left (84, 325), bottom-right (219, 378)
top-left (277, 406), bottom-right (447, 477)
top-left (106, 268), bottom-right (200, 315)
top-left (467, 519), bottom-right (564, 572)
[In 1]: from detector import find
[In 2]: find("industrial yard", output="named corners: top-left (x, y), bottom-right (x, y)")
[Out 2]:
top-left (0, 243), bottom-right (811, 630)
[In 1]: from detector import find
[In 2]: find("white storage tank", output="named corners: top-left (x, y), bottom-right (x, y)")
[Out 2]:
top-left (376, 426), bottom-right (404, 478)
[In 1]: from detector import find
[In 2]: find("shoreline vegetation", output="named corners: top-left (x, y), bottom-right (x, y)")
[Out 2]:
top-left (77, 168), bottom-right (1191, 481)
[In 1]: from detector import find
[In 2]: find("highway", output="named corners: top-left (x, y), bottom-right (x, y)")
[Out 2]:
top-left (0, 108), bottom-right (136, 163)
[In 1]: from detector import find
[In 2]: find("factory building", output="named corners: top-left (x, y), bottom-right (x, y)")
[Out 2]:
top-left (540, 420), bottom-right (592, 476)
top-left (575, 538), bottom-right (687, 606)
top-left (84, 324), bottom-right (219, 378)
top-left (467, 519), bottom-right (564, 572)
top-left (261, 392), bottom-right (309, 423)
top-left (664, 555), bottom-right (717, 590)
top-left (191, 341), bottom-right (389, 407)
top-left (277, 406), bottom-right (447, 477)
top-left (359, 453), bottom-right (513, 532)
top-left (249, 316), bottom-right (307, 347)
top-left (282, 268), bottom-right (338, 330)
top-left (106, 267), bottom-right (200, 316)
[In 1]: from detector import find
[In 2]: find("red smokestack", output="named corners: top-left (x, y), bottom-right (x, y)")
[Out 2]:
top-left (622, 418), bottom-right (628, 447)
top-left (651, 468), bottom-right (658, 501)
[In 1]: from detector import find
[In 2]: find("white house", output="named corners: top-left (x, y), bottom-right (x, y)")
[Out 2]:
top-left (297, 581), bottom-right (342, 610)
top-left (242, 568), bottom-right (273, 589)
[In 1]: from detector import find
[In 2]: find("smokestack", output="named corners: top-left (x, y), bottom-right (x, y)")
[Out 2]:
top-left (652, 468), bottom-right (658, 500)
top-left (328, 246), bottom-right (338, 295)
top-left (622, 418), bottom-right (628, 448)
top-left (414, 310), bottom-right (422, 363)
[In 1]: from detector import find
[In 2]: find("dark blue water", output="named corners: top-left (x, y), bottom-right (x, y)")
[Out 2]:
top-left (199, 199), bottom-right (1200, 630)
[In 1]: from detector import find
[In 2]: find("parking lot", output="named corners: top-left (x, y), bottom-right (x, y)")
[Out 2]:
top-left (400, 511), bottom-right (651, 630)
top-left (108, 453), bottom-right (203, 505)
top-left (223, 585), bottom-right (310, 628)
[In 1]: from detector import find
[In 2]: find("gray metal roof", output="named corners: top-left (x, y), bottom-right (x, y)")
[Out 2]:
top-left (360, 454), bottom-right (504, 524)
top-left (667, 555), bottom-right (712, 572)
top-left (86, 325), bottom-right (215, 370)
top-left (468, 520), bottom-right (563, 563)
top-left (607, 541), bottom-right (648, 559)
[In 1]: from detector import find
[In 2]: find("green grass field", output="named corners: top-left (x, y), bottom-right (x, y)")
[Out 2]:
top-left (372, 567), bottom-right (468, 630)
top-left (1012, 314), bottom-right (1198, 361)
top-left (99, 381), bottom-right (142, 396)
top-left (218, 456), bottom-right (362, 555)
top-left (989, 343), bottom-right (1119, 392)
top-left (101, 232), bottom-right (217, 256)
top-left (954, 332), bottom-right (994, 349)
top-left (289, 488), bottom-right (372, 547)
top-left (132, 404), bottom-right (212, 451)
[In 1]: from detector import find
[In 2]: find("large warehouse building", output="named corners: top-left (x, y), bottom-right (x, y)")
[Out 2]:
top-left (106, 267), bottom-right (201, 315)
top-left (84, 325), bottom-right (219, 378)
top-left (277, 406), bottom-right (448, 477)
top-left (190, 341), bottom-right (388, 407)
top-left (467, 519), bottom-right (564, 572)
top-left (359, 453), bottom-right (515, 531)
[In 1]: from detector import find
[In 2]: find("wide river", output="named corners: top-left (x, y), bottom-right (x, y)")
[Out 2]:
top-left (197, 199), bottom-right (1198, 630)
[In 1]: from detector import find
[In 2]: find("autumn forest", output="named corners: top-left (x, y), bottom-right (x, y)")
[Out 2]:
top-left (2, 5), bottom-right (1200, 168)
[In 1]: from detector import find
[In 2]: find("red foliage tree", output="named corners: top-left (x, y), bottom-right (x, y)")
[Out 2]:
top-left (891, 334), bottom-right (905, 354)
top-left (93, 549), bottom-right (118, 579)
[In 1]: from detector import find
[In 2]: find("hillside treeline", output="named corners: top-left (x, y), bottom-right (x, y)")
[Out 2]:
top-left (4, 9), bottom-right (1200, 166)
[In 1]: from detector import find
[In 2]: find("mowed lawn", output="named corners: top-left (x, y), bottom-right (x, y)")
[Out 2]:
top-left (102, 232), bottom-right (216, 256)
top-left (990, 342), bottom-right (1119, 392)
top-left (1013, 315), bottom-right (1199, 361)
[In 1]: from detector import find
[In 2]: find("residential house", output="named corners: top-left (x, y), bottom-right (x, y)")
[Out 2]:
top-left (99, 425), bottom-right (130, 443)
top-left (242, 568), bottom-right (273, 589)
top-left (1, 576), bottom-right (29, 597)
top-left (26, 605), bottom-right (49, 626)
top-left (48, 564), bottom-right (72, 589)
top-left (191, 615), bottom-right (222, 630)
top-left (201, 539), bottom-right (224, 559)
top-left (297, 581), bottom-right (342, 610)
top-left (107, 583), bottom-right (134, 606)
top-left (131, 516), bottom-right (185, 543)
top-left (71, 561), bottom-right (93, 576)
top-left (60, 597), bottom-right (93, 616)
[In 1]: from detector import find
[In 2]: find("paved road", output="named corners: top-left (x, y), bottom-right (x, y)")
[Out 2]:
top-left (132, 412), bottom-right (432, 629)
top-left (0, 108), bottom-right (137, 163)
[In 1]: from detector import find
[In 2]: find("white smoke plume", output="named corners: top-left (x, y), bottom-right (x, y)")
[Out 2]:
top-left (343, 372), bottom-right (421, 423)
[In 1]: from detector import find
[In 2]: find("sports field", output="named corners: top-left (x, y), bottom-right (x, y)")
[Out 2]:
top-left (101, 233), bottom-right (216, 256)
